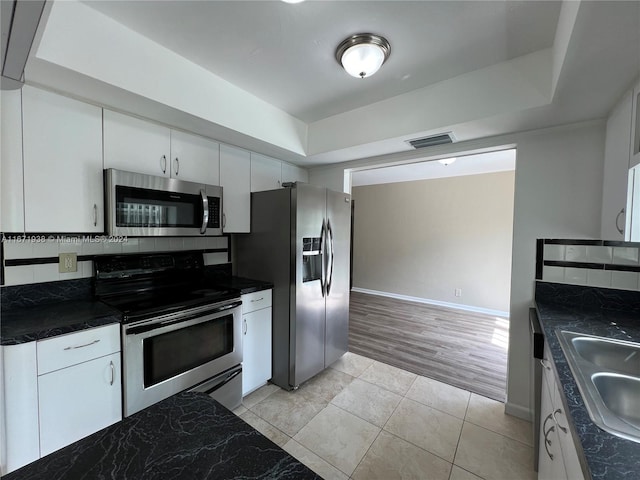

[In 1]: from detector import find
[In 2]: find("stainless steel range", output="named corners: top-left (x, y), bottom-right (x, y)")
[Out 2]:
top-left (95, 252), bottom-right (242, 416)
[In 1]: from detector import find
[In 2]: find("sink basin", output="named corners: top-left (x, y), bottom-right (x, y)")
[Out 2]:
top-left (591, 373), bottom-right (640, 430)
top-left (572, 337), bottom-right (640, 376)
top-left (557, 330), bottom-right (640, 443)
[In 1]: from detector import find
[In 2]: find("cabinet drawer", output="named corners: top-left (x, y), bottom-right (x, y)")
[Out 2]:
top-left (37, 324), bottom-right (120, 375)
top-left (242, 289), bottom-right (272, 314)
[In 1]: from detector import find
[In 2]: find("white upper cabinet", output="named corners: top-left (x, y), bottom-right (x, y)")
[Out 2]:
top-left (22, 86), bottom-right (104, 233)
top-left (251, 153), bottom-right (282, 192)
top-left (1, 89), bottom-right (25, 232)
top-left (282, 162), bottom-right (309, 185)
top-left (630, 78), bottom-right (640, 168)
top-left (103, 110), bottom-right (171, 177)
top-left (601, 90), bottom-right (633, 239)
top-left (220, 144), bottom-right (250, 233)
top-left (169, 130), bottom-right (219, 185)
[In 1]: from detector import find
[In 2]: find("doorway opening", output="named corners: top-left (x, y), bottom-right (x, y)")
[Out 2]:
top-left (347, 148), bottom-right (516, 402)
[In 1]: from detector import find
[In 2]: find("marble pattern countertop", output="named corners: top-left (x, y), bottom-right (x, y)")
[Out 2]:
top-left (1, 300), bottom-right (121, 345)
top-left (3, 391), bottom-right (320, 480)
top-left (535, 283), bottom-right (640, 480)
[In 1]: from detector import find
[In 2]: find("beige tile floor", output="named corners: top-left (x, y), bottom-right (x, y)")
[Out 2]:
top-left (232, 352), bottom-right (536, 480)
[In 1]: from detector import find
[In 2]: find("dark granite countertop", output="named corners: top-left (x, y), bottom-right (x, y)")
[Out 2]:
top-left (208, 276), bottom-right (273, 295)
top-left (2, 391), bottom-right (320, 480)
top-left (535, 283), bottom-right (640, 480)
top-left (1, 300), bottom-right (121, 346)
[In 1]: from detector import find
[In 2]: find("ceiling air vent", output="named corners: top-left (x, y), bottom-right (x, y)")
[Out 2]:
top-left (407, 133), bottom-right (454, 149)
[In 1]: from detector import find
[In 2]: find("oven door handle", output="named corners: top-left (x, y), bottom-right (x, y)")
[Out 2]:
top-left (125, 301), bottom-right (242, 335)
top-left (200, 368), bottom-right (242, 395)
top-left (200, 189), bottom-right (209, 234)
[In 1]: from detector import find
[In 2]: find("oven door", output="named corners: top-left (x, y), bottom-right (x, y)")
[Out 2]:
top-left (122, 300), bottom-right (242, 416)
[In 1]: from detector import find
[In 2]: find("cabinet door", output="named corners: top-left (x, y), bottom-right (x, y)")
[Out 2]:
top-left (552, 381), bottom-right (585, 480)
top-left (2, 343), bottom-right (39, 474)
top-left (220, 144), bottom-right (250, 233)
top-left (22, 87), bottom-right (104, 232)
top-left (170, 130), bottom-right (220, 184)
top-left (103, 110), bottom-right (171, 177)
top-left (538, 370), bottom-right (567, 480)
top-left (601, 90), bottom-right (633, 239)
top-left (38, 353), bottom-right (122, 456)
top-left (282, 162), bottom-right (309, 184)
top-left (0, 89), bottom-right (24, 232)
top-left (242, 307), bottom-right (272, 396)
top-left (251, 153), bottom-right (282, 192)
top-left (630, 80), bottom-right (640, 168)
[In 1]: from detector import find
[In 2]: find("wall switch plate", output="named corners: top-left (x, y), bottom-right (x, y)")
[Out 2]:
top-left (455, 288), bottom-right (462, 297)
top-left (59, 253), bottom-right (78, 273)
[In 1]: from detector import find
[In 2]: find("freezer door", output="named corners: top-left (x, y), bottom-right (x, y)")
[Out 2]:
top-left (292, 184), bottom-right (327, 387)
top-left (324, 190), bottom-right (352, 367)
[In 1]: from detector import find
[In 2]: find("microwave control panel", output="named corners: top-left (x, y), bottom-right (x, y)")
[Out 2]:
top-left (207, 197), bottom-right (221, 228)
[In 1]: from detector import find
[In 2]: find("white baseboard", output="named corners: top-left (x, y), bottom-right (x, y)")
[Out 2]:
top-left (505, 401), bottom-right (533, 422)
top-left (351, 287), bottom-right (509, 318)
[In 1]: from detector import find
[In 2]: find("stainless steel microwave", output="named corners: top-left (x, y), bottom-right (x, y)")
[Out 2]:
top-left (105, 169), bottom-right (222, 237)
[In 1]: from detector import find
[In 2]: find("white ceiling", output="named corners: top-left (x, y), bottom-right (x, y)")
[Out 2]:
top-left (27, 1), bottom-right (640, 167)
top-left (351, 149), bottom-right (516, 187)
top-left (83, 1), bottom-right (561, 123)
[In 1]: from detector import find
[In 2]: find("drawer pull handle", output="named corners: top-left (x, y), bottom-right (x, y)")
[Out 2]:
top-left (552, 408), bottom-right (568, 433)
top-left (251, 297), bottom-right (264, 302)
top-left (110, 360), bottom-right (115, 386)
top-left (64, 339), bottom-right (100, 350)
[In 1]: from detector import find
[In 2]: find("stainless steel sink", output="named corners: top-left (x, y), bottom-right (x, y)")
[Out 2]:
top-left (571, 337), bottom-right (640, 376)
top-left (557, 331), bottom-right (640, 443)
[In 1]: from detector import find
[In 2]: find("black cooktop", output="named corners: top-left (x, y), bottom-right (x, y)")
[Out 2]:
top-left (94, 252), bottom-right (240, 323)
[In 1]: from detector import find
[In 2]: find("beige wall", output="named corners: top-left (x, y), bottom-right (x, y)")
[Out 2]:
top-left (352, 171), bottom-right (515, 313)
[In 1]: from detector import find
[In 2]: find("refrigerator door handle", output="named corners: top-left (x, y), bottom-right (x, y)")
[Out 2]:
top-left (320, 219), bottom-right (327, 297)
top-left (326, 219), bottom-right (335, 296)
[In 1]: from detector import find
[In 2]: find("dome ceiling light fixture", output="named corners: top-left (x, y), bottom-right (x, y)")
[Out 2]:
top-left (335, 33), bottom-right (391, 79)
top-left (438, 158), bottom-right (457, 166)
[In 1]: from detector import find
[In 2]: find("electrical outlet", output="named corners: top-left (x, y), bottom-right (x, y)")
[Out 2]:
top-left (455, 288), bottom-right (462, 297)
top-left (59, 253), bottom-right (78, 273)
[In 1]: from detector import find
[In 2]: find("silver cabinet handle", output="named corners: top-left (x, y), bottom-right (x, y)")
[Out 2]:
top-left (552, 408), bottom-right (568, 433)
top-left (616, 208), bottom-right (625, 235)
top-left (243, 318), bottom-right (247, 335)
top-left (250, 297), bottom-right (264, 302)
top-left (543, 424), bottom-right (556, 460)
top-left (540, 359), bottom-right (551, 371)
top-left (64, 339), bottom-right (100, 350)
top-left (93, 204), bottom-right (98, 227)
top-left (174, 157), bottom-right (179, 176)
top-left (109, 360), bottom-right (115, 386)
top-left (161, 155), bottom-right (167, 174)
top-left (200, 189), bottom-right (209, 234)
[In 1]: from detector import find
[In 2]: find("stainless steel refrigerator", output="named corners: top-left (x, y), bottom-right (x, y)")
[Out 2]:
top-left (236, 183), bottom-right (351, 390)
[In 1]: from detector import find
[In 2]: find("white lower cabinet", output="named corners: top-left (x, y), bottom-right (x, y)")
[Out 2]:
top-left (241, 290), bottom-right (272, 396)
top-left (38, 352), bottom-right (121, 456)
top-left (538, 345), bottom-right (585, 480)
top-left (1, 325), bottom-right (122, 474)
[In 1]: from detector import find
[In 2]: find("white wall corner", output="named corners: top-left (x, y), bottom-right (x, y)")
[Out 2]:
top-left (550, 0), bottom-right (582, 98)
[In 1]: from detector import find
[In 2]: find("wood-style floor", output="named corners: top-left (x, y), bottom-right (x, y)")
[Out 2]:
top-left (348, 291), bottom-right (509, 402)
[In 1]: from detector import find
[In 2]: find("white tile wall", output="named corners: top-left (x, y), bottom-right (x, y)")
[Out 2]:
top-left (612, 247), bottom-right (639, 265)
top-left (543, 245), bottom-right (565, 261)
top-left (611, 271), bottom-right (640, 290)
top-left (586, 270), bottom-right (612, 288)
top-left (541, 241), bottom-right (640, 291)
top-left (2, 236), bottom-right (230, 286)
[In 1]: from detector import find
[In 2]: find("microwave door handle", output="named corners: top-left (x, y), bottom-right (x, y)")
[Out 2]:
top-left (200, 190), bottom-right (209, 234)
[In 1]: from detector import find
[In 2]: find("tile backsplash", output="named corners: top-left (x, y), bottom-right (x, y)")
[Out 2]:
top-left (537, 239), bottom-right (640, 291)
top-left (1, 235), bottom-right (230, 286)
